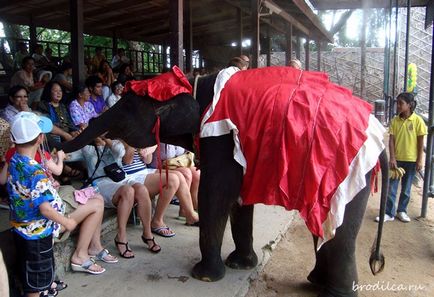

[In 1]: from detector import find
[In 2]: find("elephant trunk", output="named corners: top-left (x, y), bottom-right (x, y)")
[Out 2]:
top-left (60, 109), bottom-right (114, 153)
top-left (369, 149), bottom-right (388, 275)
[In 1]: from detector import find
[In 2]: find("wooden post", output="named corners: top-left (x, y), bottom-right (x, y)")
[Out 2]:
top-left (305, 38), bottom-right (310, 70)
top-left (70, 0), bottom-right (85, 89)
top-left (112, 31), bottom-right (118, 57)
top-left (237, 7), bottom-right (244, 55)
top-left (403, 0), bottom-right (411, 91)
top-left (317, 40), bottom-right (321, 71)
top-left (29, 15), bottom-right (37, 53)
top-left (295, 37), bottom-right (301, 59)
top-left (169, 0), bottom-right (184, 70)
top-left (360, 7), bottom-right (367, 98)
top-left (285, 24), bottom-right (292, 65)
top-left (266, 25), bottom-right (271, 66)
top-left (251, 0), bottom-right (259, 68)
top-left (184, 0), bottom-right (193, 73)
top-left (162, 43), bottom-right (168, 71)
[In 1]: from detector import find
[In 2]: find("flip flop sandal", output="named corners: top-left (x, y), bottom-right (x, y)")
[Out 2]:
top-left (141, 236), bottom-right (161, 253)
top-left (151, 226), bottom-right (176, 238)
top-left (93, 248), bottom-right (119, 263)
top-left (71, 258), bottom-right (106, 275)
top-left (114, 237), bottom-right (135, 259)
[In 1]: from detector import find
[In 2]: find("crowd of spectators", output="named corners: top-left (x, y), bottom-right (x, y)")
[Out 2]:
top-left (0, 42), bottom-right (203, 296)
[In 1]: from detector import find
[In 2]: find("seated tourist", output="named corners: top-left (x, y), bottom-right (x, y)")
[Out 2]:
top-left (116, 64), bottom-right (135, 85)
top-left (52, 62), bottom-right (73, 104)
top-left (90, 47), bottom-right (106, 74)
top-left (1, 86), bottom-right (74, 146)
top-left (69, 85), bottom-right (98, 130)
top-left (85, 75), bottom-right (107, 115)
top-left (82, 136), bottom-right (199, 253)
top-left (111, 48), bottom-right (130, 72)
top-left (13, 42), bottom-right (29, 70)
top-left (97, 60), bottom-right (115, 100)
top-left (10, 56), bottom-right (46, 109)
top-left (156, 143), bottom-right (200, 219)
top-left (106, 81), bottom-right (124, 108)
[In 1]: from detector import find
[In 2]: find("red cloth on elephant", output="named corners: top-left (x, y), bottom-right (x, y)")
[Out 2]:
top-left (200, 67), bottom-right (372, 238)
top-left (124, 66), bottom-right (192, 100)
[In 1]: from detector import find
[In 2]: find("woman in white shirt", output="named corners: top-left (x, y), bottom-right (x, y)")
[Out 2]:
top-left (106, 81), bottom-right (124, 108)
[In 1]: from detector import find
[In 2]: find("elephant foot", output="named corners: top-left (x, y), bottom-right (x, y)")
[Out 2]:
top-left (317, 286), bottom-right (357, 297)
top-left (307, 269), bottom-right (326, 288)
top-left (191, 259), bottom-right (226, 282)
top-left (225, 250), bottom-right (258, 270)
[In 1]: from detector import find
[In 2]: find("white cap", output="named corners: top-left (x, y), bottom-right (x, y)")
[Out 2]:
top-left (10, 111), bottom-right (53, 144)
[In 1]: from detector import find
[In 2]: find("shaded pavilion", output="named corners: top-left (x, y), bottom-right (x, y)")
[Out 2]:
top-left (0, 0), bottom-right (333, 86)
top-left (1, 0), bottom-right (433, 215)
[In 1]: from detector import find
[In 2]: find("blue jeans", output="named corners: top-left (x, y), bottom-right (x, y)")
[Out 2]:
top-left (386, 161), bottom-right (416, 216)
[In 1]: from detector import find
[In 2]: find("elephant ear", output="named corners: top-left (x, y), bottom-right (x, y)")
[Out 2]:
top-left (154, 93), bottom-right (200, 146)
top-left (104, 92), bottom-right (158, 148)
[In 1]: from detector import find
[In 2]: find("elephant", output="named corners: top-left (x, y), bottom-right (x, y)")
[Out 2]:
top-left (61, 66), bottom-right (388, 297)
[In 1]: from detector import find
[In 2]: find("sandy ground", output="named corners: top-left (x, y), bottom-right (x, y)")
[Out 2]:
top-left (246, 180), bottom-right (434, 297)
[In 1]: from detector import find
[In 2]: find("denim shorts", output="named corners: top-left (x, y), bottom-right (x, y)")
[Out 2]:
top-left (13, 232), bottom-right (54, 293)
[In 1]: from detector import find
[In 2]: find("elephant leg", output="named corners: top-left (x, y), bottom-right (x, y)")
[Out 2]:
top-left (192, 134), bottom-right (243, 282)
top-left (314, 172), bottom-right (372, 297)
top-left (225, 204), bottom-right (258, 269)
top-left (307, 235), bottom-right (327, 287)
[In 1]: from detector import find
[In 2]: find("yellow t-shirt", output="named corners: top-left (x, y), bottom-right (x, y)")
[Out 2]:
top-left (389, 113), bottom-right (427, 162)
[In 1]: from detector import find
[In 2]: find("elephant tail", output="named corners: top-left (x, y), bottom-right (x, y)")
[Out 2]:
top-left (369, 149), bottom-right (388, 275)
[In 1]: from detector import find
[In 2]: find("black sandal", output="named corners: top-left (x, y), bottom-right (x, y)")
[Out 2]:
top-left (52, 278), bottom-right (68, 291)
top-left (40, 288), bottom-right (57, 297)
top-left (114, 237), bottom-right (135, 258)
top-left (141, 236), bottom-right (161, 254)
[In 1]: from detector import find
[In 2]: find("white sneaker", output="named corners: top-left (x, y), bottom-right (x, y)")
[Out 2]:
top-left (397, 212), bottom-right (411, 222)
top-left (375, 214), bottom-right (394, 222)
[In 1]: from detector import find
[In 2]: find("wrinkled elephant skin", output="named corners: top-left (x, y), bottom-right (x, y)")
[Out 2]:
top-left (61, 68), bottom-right (388, 297)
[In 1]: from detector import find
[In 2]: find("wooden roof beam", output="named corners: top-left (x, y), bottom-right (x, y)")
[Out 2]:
top-left (290, 0), bottom-right (333, 42)
top-left (311, 0), bottom-right (428, 10)
top-left (263, 0), bottom-right (310, 36)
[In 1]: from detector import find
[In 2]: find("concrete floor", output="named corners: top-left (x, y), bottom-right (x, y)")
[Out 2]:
top-left (57, 204), bottom-right (295, 297)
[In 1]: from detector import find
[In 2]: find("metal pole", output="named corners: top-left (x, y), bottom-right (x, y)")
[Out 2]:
top-left (390, 0), bottom-right (399, 121)
top-left (421, 23), bottom-right (434, 217)
top-left (403, 0), bottom-right (411, 92)
top-left (383, 0), bottom-right (392, 97)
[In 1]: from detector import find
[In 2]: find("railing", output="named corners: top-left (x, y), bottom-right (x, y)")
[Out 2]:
top-left (0, 37), bottom-right (165, 76)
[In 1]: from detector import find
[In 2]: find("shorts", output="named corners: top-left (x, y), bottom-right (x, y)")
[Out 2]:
top-left (13, 232), bottom-right (54, 293)
top-left (98, 169), bottom-right (156, 208)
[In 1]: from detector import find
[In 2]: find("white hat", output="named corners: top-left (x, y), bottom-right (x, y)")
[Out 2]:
top-left (10, 111), bottom-right (53, 144)
top-left (37, 70), bottom-right (52, 82)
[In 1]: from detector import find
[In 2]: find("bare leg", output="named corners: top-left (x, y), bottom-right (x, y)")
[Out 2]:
top-left (190, 167), bottom-right (200, 210)
top-left (112, 185), bottom-right (135, 258)
top-left (175, 167), bottom-right (193, 217)
top-left (131, 183), bottom-right (153, 239)
top-left (132, 183), bottom-right (160, 251)
top-left (145, 173), bottom-right (179, 234)
top-left (70, 198), bottom-right (105, 273)
top-left (171, 170), bottom-right (199, 225)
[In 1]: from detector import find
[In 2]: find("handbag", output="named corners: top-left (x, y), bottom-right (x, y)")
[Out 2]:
top-left (163, 151), bottom-right (195, 169)
top-left (103, 163), bottom-right (126, 182)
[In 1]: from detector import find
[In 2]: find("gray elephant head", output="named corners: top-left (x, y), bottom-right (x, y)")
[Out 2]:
top-left (60, 91), bottom-right (200, 153)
